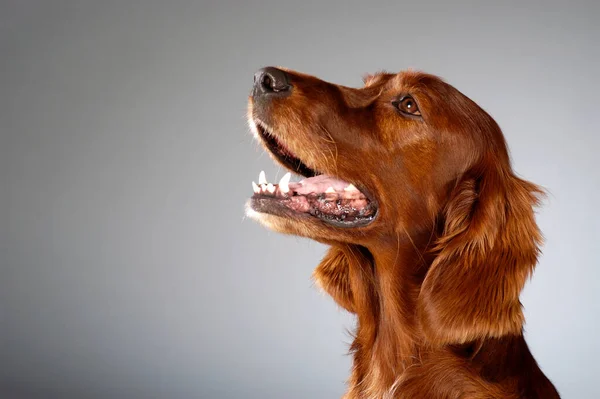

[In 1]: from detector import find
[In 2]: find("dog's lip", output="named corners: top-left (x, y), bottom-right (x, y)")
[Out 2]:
top-left (251, 119), bottom-right (379, 227)
top-left (253, 119), bottom-right (376, 196)
top-left (249, 195), bottom-right (378, 228)
top-left (253, 118), bottom-right (318, 178)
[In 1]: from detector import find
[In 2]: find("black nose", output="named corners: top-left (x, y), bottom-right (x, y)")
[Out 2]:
top-left (253, 67), bottom-right (291, 97)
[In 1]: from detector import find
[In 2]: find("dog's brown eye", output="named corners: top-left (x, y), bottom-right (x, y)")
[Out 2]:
top-left (394, 96), bottom-right (421, 116)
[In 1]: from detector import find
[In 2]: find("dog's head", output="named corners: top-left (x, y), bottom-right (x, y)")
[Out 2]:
top-left (247, 67), bottom-right (510, 245)
top-left (246, 67), bottom-right (543, 346)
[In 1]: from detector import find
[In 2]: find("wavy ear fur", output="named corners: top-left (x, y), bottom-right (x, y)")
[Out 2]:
top-left (313, 246), bottom-right (356, 312)
top-left (419, 166), bottom-right (544, 345)
top-left (313, 244), bottom-right (376, 314)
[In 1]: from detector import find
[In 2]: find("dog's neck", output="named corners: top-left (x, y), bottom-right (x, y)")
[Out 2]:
top-left (348, 236), bottom-right (432, 396)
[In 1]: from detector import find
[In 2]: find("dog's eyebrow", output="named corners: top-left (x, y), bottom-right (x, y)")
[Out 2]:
top-left (362, 71), bottom-right (390, 87)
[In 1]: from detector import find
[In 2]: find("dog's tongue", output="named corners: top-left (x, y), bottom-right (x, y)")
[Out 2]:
top-left (290, 174), bottom-right (355, 195)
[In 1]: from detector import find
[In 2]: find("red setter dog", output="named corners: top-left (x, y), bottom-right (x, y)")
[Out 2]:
top-left (246, 67), bottom-right (560, 398)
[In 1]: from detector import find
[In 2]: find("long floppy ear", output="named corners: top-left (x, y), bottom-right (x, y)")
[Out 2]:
top-left (313, 244), bottom-right (375, 314)
top-left (418, 167), bottom-right (544, 345)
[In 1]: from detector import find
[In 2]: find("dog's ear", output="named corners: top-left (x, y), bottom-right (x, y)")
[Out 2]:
top-left (313, 246), bottom-right (356, 312)
top-left (313, 244), bottom-right (376, 314)
top-left (418, 168), bottom-right (544, 345)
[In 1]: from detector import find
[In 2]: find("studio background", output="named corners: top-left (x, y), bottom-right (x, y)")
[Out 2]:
top-left (1, 1), bottom-right (598, 398)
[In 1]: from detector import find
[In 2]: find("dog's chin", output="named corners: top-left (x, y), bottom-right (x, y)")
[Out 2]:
top-left (245, 204), bottom-right (321, 237)
top-left (245, 201), bottom-right (373, 244)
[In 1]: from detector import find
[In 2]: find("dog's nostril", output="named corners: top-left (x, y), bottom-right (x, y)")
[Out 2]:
top-left (254, 67), bottom-right (291, 96)
top-left (261, 74), bottom-right (274, 90)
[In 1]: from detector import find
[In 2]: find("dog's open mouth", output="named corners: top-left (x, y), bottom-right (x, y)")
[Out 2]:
top-left (249, 122), bottom-right (377, 227)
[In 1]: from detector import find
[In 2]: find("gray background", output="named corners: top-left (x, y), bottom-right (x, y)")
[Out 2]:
top-left (1, 1), bottom-right (598, 398)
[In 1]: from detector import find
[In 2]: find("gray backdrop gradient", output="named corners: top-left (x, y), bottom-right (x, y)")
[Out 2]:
top-left (1, 1), bottom-right (599, 398)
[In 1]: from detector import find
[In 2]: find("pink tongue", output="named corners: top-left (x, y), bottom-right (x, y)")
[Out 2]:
top-left (289, 174), bottom-right (352, 195)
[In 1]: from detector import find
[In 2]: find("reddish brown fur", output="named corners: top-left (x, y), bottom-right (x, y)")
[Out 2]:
top-left (248, 68), bottom-right (560, 398)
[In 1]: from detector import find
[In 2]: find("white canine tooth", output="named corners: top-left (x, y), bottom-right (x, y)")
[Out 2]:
top-left (344, 184), bottom-right (358, 191)
top-left (325, 186), bottom-right (336, 194)
top-left (279, 172), bottom-right (291, 193)
top-left (266, 183), bottom-right (275, 193)
top-left (259, 170), bottom-right (267, 185)
top-left (252, 181), bottom-right (260, 194)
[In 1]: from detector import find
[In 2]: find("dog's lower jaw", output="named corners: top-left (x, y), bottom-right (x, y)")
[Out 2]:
top-left (245, 204), bottom-right (323, 239)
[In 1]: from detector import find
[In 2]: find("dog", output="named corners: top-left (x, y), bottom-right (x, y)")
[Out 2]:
top-left (245, 67), bottom-right (560, 398)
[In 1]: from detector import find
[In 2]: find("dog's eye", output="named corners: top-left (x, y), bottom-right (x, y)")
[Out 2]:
top-left (394, 96), bottom-right (421, 116)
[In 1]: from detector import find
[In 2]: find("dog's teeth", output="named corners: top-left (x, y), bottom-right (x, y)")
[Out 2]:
top-left (344, 184), bottom-right (358, 191)
top-left (325, 187), bottom-right (336, 193)
top-left (279, 172), bottom-right (291, 193)
top-left (259, 170), bottom-right (267, 185)
top-left (252, 181), bottom-right (260, 194)
top-left (266, 183), bottom-right (275, 193)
